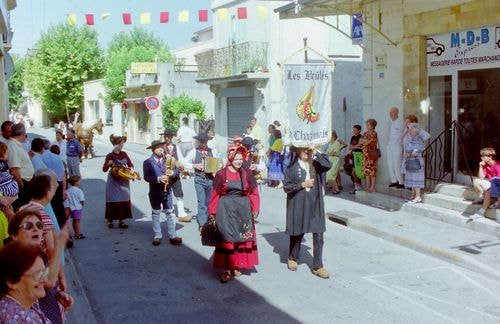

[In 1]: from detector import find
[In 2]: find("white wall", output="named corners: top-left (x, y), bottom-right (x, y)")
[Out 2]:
top-left (83, 79), bottom-right (107, 122)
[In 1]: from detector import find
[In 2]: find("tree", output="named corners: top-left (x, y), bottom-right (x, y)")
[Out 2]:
top-left (8, 54), bottom-right (26, 111)
top-left (161, 95), bottom-right (206, 130)
top-left (104, 27), bottom-right (174, 106)
top-left (24, 23), bottom-right (104, 119)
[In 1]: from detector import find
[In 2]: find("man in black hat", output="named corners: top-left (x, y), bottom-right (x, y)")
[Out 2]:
top-left (160, 128), bottom-right (191, 222)
top-left (241, 136), bottom-right (266, 190)
top-left (184, 132), bottom-right (218, 229)
top-left (143, 140), bottom-right (182, 246)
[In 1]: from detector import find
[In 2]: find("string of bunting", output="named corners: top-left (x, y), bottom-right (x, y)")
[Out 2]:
top-left (67, 6), bottom-right (270, 26)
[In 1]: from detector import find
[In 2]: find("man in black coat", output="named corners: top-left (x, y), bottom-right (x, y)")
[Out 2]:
top-left (283, 146), bottom-right (331, 279)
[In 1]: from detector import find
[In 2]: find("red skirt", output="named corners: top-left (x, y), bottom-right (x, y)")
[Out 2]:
top-left (213, 234), bottom-right (258, 271)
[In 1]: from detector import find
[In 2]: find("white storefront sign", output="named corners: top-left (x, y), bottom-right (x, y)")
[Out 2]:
top-left (427, 25), bottom-right (500, 69)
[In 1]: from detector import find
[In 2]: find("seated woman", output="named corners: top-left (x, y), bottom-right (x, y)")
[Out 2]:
top-left (0, 241), bottom-right (50, 323)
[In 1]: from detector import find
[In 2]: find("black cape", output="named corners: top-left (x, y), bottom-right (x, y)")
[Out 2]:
top-left (283, 152), bottom-right (331, 235)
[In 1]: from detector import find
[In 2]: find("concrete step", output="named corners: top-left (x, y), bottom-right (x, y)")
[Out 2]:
top-left (433, 183), bottom-right (479, 200)
top-left (327, 209), bottom-right (500, 281)
top-left (355, 190), bottom-right (500, 237)
top-left (424, 192), bottom-right (479, 214)
top-left (402, 202), bottom-right (500, 238)
top-left (375, 184), bottom-right (413, 200)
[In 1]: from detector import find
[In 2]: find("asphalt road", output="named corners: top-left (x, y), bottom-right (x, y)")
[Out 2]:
top-left (28, 128), bottom-right (500, 324)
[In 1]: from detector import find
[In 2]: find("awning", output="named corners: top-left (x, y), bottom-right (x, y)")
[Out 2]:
top-left (274, 0), bottom-right (363, 19)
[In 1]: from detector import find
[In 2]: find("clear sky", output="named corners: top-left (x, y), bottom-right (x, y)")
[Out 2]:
top-left (10, 0), bottom-right (213, 56)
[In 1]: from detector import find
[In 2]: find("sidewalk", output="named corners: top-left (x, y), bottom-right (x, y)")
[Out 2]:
top-left (324, 190), bottom-right (500, 281)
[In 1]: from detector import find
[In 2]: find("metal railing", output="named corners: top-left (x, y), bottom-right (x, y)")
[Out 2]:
top-left (423, 120), bottom-right (473, 187)
top-left (195, 41), bottom-right (268, 79)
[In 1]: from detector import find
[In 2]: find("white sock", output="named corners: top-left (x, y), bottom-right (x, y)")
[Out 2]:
top-left (176, 198), bottom-right (187, 217)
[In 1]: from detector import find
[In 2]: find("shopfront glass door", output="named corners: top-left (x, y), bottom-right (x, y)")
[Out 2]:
top-left (458, 68), bottom-right (500, 175)
top-left (428, 75), bottom-right (453, 176)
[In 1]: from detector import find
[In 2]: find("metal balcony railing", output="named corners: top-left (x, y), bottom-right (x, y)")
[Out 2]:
top-left (195, 41), bottom-right (268, 79)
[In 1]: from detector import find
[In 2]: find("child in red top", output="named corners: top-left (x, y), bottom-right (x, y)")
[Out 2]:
top-left (471, 147), bottom-right (500, 218)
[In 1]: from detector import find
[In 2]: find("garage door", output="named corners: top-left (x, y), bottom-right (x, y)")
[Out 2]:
top-left (227, 97), bottom-right (254, 138)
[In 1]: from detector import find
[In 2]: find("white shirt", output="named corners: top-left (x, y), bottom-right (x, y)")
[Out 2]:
top-left (388, 117), bottom-right (404, 145)
top-left (298, 159), bottom-right (311, 192)
top-left (66, 185), bottom-right (84, 211)
top-left (177, 126), bottom-right (196, 144)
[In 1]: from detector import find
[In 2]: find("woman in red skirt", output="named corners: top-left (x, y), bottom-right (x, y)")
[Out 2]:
top-left (208, 145), bottom-right (260, 283)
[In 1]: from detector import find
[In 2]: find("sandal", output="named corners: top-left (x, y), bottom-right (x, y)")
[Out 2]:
top-left (74, 234), bottom-right (86, 239)
top-left (232, 269), bottom-right (242, 277)
top-left (118, 222), bottom-right (129, 229)
top-left (219, 271), bottom-right (232, 283)
top-left (107, 221), bottom-right (113, 229)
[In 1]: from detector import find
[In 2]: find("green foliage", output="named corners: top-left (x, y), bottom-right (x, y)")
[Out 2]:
top-left (103, 27), bottom-right (174, 106)
top-left (161, 95), bottom-right (206, 130)
top-left (24, 23), bottom-right (104, 118)
top-left (8, 55), bottom-right (26, 110)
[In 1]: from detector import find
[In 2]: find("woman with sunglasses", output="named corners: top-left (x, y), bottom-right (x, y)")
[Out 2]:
top-left (8, 208), bottom-right (72, 323)
top-left (0, 241), bottom-right (51, 323)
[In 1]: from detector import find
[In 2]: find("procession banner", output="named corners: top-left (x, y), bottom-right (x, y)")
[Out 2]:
top-left (284, 64), bottom-right (332, 147)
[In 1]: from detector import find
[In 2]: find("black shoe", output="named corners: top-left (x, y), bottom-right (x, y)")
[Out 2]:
top-left (396, 184), bottom-right (405, 189)
top-left (388, 182), bottom-right (399, 188)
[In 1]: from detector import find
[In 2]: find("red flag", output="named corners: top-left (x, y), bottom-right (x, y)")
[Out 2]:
top-left (85, 14), bottom-right (94, 26)
top-left (198, 10), bottom-right (208, 22)
top-left (160, 12), bottom-right (169, 23)
top-left (237, 7), bottom-right (247, 19)
top-left (122, 13), bottom-right (132, 25)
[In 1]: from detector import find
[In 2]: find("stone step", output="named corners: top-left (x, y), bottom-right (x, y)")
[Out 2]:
top-left (423, 192), bottom-right (478, 214)
top-left (374, 184), bottom-right (413, 200)
top-left (355, 190), bottom-right (500, 237)
top-left (402, 201), bottom-right (500, 238)
top-left (433, 183), bottom-right (479, 200)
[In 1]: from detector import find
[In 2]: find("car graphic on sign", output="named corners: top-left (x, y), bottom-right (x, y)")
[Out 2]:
top-left (426, 38), bottom-right (445, 56)
top-left (496, 27), bottom-right (500, 49)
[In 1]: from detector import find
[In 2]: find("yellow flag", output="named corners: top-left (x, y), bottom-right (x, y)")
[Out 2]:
top-left (67, 13), bottom-right (77, 26)
top-left (101, 13), bottom-right (111, 20)
top-left (178, 10), bottom-right (189, 23)
top-left (140, 12), bottom-right (151, 25)
top-left (256, 6), bottom-right (268, 19)
top-left (217, 8), bottom-right (228, 22)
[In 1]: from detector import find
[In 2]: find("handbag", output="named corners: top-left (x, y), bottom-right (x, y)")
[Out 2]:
top-left (405, 157), bottom-right (421, 171)
top-left (367, 139), bottom-right (381, 160)
top-left (200, 218), bottom-right (221, 246)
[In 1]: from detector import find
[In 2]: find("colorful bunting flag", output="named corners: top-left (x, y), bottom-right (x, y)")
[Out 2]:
top-left (85, 14), bottom-right (94, 26)
top-left (101, 13), bottom-right (111, 20)
top-left (256, 6), bottom-right (268, 19)
top-left (198, 10), bottom-right (208, 22)
top-left (178, 10), bottom-right (189, 22)
top-left (67, 14), bottom-right (77, 26)
top-left (140, 13), bottom-right (151, 25)
top-left (122, 13), bottom-right (132, 25)
top-left (160, 12), bottom-right (169, 23)
top-left (237, 7), bottom-right (247, 20)
top-left (217, 8), bottom-right (228, 22)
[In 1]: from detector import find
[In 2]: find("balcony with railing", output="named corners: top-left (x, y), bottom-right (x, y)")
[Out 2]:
top-left (195, 41), bottom-right (269, 81)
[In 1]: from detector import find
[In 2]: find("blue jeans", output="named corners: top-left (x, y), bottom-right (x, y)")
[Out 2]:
top-left (194, 176), bottom-right (213, 226)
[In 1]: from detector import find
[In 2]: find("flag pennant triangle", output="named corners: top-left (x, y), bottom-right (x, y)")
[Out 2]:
top-left (198, 10), bottom-right (208, 22)
top-left (217, 8), bottom-right (228, 22)
top-left (122, 13), bottom-right (132, 25)
top-left (178, 10), bottom-right (189, 22)
top-left (85, 14), bottom-right (94, 26)
top-left (101, 13), bottom-right (111, 20)
top-left (256, 6), bottom-right (268, 19)
top-left (140, 12), bottom-right (151, 25)
top-left (67, 13), bottom-right (77, 26)
top-left (237, 7), bottom-right (247, 20)
top-left (160, 12), bottom-right (169, 23)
